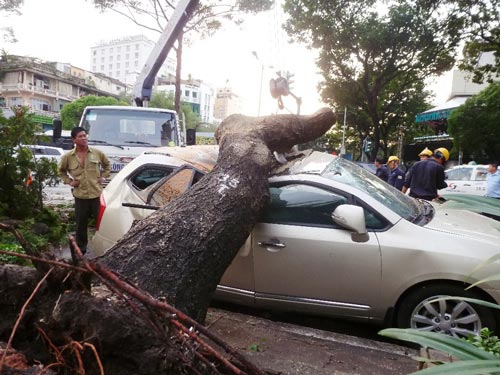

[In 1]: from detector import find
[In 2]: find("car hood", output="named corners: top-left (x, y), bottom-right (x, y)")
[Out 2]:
top-left (439, 194), bottom-right (500, 221)
top-left (427, 205), bottom-right (500, 243)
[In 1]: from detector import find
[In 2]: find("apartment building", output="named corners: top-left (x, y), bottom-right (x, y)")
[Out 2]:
top-left (213, 87), bottom-right (243, 124)
top-left (90, 35), bottom-right (176, 86)
top-left (0, 55), bottom-right (126, 128)
top-left (157, 76), bottom-right (215, 124)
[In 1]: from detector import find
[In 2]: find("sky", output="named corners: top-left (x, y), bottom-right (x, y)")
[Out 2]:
top-left (0, 0), bottom-right (325, 116)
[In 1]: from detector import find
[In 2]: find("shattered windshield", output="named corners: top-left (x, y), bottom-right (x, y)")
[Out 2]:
top-left (321, 157), bottom-right (419, 221)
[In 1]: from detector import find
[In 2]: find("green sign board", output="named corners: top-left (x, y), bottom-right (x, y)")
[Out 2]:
top-left (31, 114), bottom-right (54, 125)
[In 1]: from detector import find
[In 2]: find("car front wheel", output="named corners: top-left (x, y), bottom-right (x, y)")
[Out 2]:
top-left (397, 284), bottom-right (497, 338)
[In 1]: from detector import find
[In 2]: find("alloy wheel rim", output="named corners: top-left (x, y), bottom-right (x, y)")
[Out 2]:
top-left (410, 295), bottom-right (482, 338)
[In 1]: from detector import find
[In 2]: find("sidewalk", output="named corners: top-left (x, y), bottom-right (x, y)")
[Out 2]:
top-left (206, 308), bottom-right (419, 375)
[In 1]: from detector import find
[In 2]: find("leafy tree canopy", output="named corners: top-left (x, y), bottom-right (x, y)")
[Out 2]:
top-left (283, 0), bottom-right (456, 160)
top-left (59, 95), bottom-right (128, 129)
top-left (447, 82), bottom-right (500, 163)
top-left (421, 0), bottom-right (499, 83)
top-left (91, 0), bottom-right (273, 37)
top-left (0, 0), bottom-right (23, 42)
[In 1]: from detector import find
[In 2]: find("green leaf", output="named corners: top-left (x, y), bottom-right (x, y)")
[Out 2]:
top-left (379, 329), bottom-right (498, 360)
top-left (467, 254), bottom-right (500, 283)
top-left (428, 297), bottom-right (500, 311)
top-left (405, 359), bottom-right (500, 375)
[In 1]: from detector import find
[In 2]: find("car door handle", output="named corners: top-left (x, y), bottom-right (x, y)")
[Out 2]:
top-left (258, 241), bottom-right (286, 249)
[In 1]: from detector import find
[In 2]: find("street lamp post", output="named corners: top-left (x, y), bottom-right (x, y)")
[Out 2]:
top-left (252, 51), bottom-right (264, 116)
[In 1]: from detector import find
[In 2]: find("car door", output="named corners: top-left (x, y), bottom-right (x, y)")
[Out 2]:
top-left (471, 166), bottom-right (488, 196)
top-left (251, 182), bottom-right (383, 318)
top-left (445, 166), bottom-right (473, 194)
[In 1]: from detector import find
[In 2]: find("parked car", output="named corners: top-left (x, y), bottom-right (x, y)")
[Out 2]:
top-left (439, 164), bottom-right (488, 196)
top-left (354, 161), bottom-right (377, 174)
top-left (91, 147), bottom-right (500, 337)
top-left (26, 145), bottom-right (65, 163)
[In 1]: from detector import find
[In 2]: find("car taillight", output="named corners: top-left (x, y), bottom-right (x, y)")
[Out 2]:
top-left (95, 194), bottom-right (106, 231)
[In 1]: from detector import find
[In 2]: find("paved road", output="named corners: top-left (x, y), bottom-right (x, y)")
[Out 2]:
top-left (207, 307), bottom-right (418, 375)
top-left (44, 182), bottom-right (73, 205)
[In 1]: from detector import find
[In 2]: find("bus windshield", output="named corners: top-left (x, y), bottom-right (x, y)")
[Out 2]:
top-left (81, 108), bottom-right (178, 147)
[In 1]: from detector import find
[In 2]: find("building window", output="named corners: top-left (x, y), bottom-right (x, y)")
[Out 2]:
top-left (126, 45), bottom-right (130, 51)
top-left (100, 65), bottom-right (104, 70)
top-left (109, 64), bottom-right (113, 69)
top-left (135, 61), bottom-right (138, 67)
top-left (8, 97), bottom-right (22, 106)
top-left (93, 50), bottom-right (97, 56)
top-left (125, 62), bottom-right (129, 67)
top-left (185, 90), bottom-right (190, 97)
top-left (116, 71), bottom-right (120, 77)
top-left (116, 63), bottom-right (120, 69)
top-left (192, 92), bottom-right (198, 99)
top-left (110, 47), bottom-right (113, 53)
top-left (135, 44), bottom-right (139, 50)
top-left (117, 46), bottom-right (121, 52)
top-left (109, 55), bottom-right (113, 61)
top-left (117, 55), bottom-right (120, 60)
top-left (31, 98), bottom-right (51, 111)
top-left (135, 52), bottom-right (139, 58)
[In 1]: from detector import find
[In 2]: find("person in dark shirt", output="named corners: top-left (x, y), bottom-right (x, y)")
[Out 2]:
top-left (402, 147), bottom-right (449, 200)
top-left (374, 157), bottom-right (389, 182)
top-left (387, 156), bottom-right (405, 191)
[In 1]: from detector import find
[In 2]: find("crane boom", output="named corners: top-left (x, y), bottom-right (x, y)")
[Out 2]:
top-left (133, 0), bottom-right (200, 107)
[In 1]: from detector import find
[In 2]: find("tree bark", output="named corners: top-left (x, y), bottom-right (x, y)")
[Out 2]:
top-left (1, 109), bottom-right (336, 374)
top-left (100, 108), bottom-right (336, 322)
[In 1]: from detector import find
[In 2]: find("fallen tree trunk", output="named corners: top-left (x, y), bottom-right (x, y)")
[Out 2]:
top-left (0, 108), bottom-right (336, 374)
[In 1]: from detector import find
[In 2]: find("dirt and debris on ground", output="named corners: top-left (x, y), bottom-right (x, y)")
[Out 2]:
top-left (206, 308), bottom-right (419, 375)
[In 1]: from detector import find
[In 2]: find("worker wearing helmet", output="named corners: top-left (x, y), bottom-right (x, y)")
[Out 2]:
top-left (402, 147), bottom-right (449, 200)
top-left (387, 155), bottom-right (405, 191)
top-left (418, 147), bottom-right (433, 160)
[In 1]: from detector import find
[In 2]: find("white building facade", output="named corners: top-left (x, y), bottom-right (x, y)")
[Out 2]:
top-left (90, 35), bottom-right (176, 86)
top-left (157, 78), bottom-right (215, 125)
top-left (213, 87), bottom-right (243, 123)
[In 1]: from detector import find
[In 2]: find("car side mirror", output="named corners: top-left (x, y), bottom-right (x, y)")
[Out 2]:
top-left (331, 204), bottom-right (369, 243)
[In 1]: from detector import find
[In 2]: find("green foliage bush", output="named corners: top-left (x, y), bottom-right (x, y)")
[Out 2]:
top-left (465, 328), bottom-right (500, 357)
top-left (0, 106), bottom-right (67, 260)
top-left (0, 243), bottom-right (31, 266)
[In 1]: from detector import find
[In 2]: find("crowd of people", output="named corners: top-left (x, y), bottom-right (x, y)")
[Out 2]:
top-left (373, 147), bottom-right (500, 201)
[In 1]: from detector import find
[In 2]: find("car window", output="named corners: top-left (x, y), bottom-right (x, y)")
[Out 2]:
top-left (262, 184), bottom-right (348, 227)
top-left (131, 167), bottom-right (175, 190)
top-left (475, 167), bottom-right (488, 181)
top-left (322, 157), bottom-right (419, 221)
top-left (446, 167), bottom-right (472, 181)
top-left (149, 168), bottom-right (195, 206)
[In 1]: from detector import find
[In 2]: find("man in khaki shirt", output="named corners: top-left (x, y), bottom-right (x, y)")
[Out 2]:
top-left (58, 126), bottom-right (111, 254)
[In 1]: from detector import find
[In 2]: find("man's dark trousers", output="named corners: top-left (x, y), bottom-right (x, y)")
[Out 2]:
top-left (74, 196), bottom-right (100, 254)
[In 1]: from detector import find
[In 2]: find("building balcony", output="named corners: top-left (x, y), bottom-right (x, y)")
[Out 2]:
top-left (0, 83), bottom-right (78, 102)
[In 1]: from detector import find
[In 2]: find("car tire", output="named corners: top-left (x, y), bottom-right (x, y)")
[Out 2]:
top-left (397, 283), bottom-right (497, 337)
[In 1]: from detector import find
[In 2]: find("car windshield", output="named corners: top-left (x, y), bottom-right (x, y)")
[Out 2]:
top-left (321, 157), bottom-right (420, 221)
top-left (82, 108), bottom-right (177, 147)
